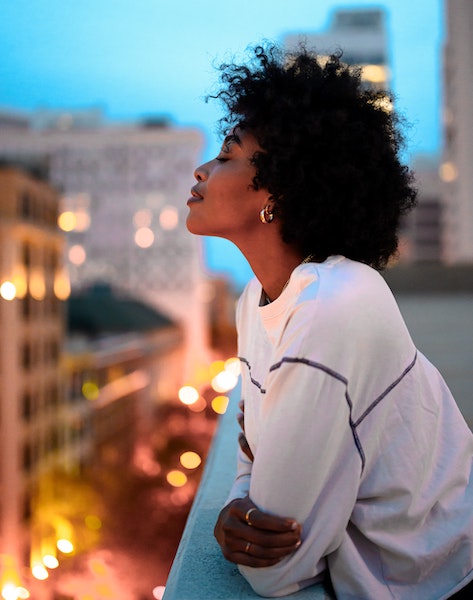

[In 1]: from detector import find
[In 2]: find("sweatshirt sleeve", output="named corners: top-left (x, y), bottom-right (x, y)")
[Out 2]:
top-left (224, 286), bottom-right (254, 505)
top-left (225, 445), bottom-right (252, 504)
top-left (239, 358), bottom-right (363, 597)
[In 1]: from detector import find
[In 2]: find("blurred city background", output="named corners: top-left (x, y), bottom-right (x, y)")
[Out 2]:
top-left (0, 1), bottom-right (472, 598)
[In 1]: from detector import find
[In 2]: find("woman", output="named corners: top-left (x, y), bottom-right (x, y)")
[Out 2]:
top-left (186, 45), bottom-right (473, 599)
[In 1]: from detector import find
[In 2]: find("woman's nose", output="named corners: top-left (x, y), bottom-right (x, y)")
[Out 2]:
top-left (194, 162), bottom-right (209, 182)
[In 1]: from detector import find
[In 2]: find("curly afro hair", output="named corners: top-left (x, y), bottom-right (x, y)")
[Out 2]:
top-left (210, 44), bottom-right (417, 270)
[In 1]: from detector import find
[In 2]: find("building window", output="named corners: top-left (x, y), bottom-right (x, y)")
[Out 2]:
top-left (20, 191), bottom-right (32, 219)
top-left (22, 342), bottom-right (31, 369)
top-left (22, 443), bottom-right (32, 472)
top-left (22, 392), bottom-right (32, 421)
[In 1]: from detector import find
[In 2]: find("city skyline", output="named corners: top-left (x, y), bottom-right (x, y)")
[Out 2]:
top-left (0, 0), bottom-right (444, 285)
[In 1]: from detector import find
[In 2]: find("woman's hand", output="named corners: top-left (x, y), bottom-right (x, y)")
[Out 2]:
top-left (214, 497), bottom-right (301, 567)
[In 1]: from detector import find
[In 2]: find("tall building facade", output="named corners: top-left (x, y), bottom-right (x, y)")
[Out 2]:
top-left (398, 156), bottom-right (443, 263)
top-left (0, 118), bottom-right (210, 382)
top-left (441, 0), bottom-right (473, 263)
top-left (0, 167), bottom-right (69, 596)
top-left (284, 7), bottom-right (390, 91)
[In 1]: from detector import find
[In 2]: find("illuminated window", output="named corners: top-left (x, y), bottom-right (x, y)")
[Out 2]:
top-left (439, 161), bottom-right (458, 183)
top-left (57, 211), bottom-right (77, 232)
top-left (361, 64), bottom-right (387, 84)
top-left (0, 281), bottom-right (16, 301)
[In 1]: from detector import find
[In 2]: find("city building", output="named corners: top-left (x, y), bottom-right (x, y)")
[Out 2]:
top-left (441, 0), bottom-right (473, 263)
top-left (399, 155), bottom-right (443, 263)
top-left (0, 165), bottom-right (189, 598)
top-left (65, 281), bottom-right (185, 467)
top-left (284, 7), bottom-right (448, 265)
top-left (284, 7), bottom-right (390, 91)
top-left (0, 166), bottom-right (69, 596)
top-left (0, 114), bottom-right (211, 386)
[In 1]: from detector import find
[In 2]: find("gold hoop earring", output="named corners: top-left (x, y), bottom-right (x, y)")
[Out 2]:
top-left (259, 205), bottom-right (274, 224)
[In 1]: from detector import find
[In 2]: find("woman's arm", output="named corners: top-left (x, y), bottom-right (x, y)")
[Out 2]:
top-left (215, 401), bottom-right (302, 567)
top-left (238, 360), bottom-right (362, 597)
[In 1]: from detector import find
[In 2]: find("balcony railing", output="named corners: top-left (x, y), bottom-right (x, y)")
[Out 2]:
top-left (163, 385), bottom-right (332, 599)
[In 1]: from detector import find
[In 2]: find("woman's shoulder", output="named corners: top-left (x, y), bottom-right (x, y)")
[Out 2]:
top-left (295, 256), bottom-right (392, 311)
top-left (290, 256), bottom-right (413, 351)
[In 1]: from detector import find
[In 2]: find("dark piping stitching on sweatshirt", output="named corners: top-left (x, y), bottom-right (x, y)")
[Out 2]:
top-left (353, 352), bottom-right (418, 427)
top-left (240, 356), bottom-right (365, 469)
top-left (239, 353), bottom-right (418, 472)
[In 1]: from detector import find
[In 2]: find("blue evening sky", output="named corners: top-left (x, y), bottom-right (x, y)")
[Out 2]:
top-left (0, 0), bottom-right (444, 287)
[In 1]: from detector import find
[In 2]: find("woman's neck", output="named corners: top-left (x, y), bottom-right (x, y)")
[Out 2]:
top-left (239, 239), bottom-right (307, 303)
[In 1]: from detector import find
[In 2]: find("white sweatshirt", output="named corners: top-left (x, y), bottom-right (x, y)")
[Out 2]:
top-left (226, 256), bottom-right (473, 599)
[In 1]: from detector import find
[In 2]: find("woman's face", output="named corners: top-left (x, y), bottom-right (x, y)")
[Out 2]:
top-left (186, 129), bottom-right (269, 243)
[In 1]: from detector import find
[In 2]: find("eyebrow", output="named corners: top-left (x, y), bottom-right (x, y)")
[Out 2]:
top-left (222, 132), bottom-right (242, 151)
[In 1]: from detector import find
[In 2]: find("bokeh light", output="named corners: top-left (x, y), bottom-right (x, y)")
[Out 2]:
top-left (56, 539), bottom-right (74, 554)
top-left (54, 269), bottom-right (71, 300)
top-left (57, 211), bottom-right (77, 232)
top-left (152, 585), bottom-right (166, 599)
top-left (42, 555), bottom-right (59, 569)
top-left (82, 381), bottom-right (100, 401)
top-left (439, 160), bottom-right (458, 183)
top-left (211, 370), bottom-right (238, 393)
top-left (68, 244), bottom-right (87, 265)
top-left (159, 206), bottom-right (179, 230)
top-left (179, 451), bottom-right (201, 470)
top-left (134, 227), bottom-right (154, 248)
top-left (166, 470), bottom-right (188, 488)
top-left (178, 385), bottom-right (199, 405)
top-left (211, 395), bottom-right (230, 415)
top-left (31, 565), bottom-right (48, 580)
top-left (29, 269), bottom-right (46, 301)
top-left (0, 281), bottom-right (16, 301)
top-left (1, 585), bottom-right (30, 600)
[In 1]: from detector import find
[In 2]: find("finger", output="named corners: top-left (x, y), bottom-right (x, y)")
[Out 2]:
top-left (236, 504), bottom-right (300, 534)
top-left (225, 538), bottom-right (301, 568)
top-left (238, 400), bottom-right (245, 412)
top-left (237, 411), bottom-right (245, 431)
top-left (238, 433), bottom-right (254, 462)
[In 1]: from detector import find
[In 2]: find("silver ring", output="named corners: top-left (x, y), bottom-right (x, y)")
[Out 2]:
top-left (245, 541), bottom-right (251, 554)
top-left (245, 507), bottom-right (257, 526)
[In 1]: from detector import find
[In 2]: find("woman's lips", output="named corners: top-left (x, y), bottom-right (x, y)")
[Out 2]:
top-left (188, 187), bottom-right (204, 204)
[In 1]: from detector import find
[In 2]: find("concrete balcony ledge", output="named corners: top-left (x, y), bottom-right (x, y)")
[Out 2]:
top-left (163, 387), bottom-right (332, 600)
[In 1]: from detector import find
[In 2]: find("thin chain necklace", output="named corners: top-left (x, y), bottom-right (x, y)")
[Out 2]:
top-left (262, 253), bottom-right (315, 305)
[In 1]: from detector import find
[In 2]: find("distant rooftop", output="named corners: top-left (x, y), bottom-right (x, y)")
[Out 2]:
top-left (332, 8), bottom-right (385, 30)
top-left (0, 107), bottom-right (174, 132)
top-left (67, 282), bottom-right (176, 336)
